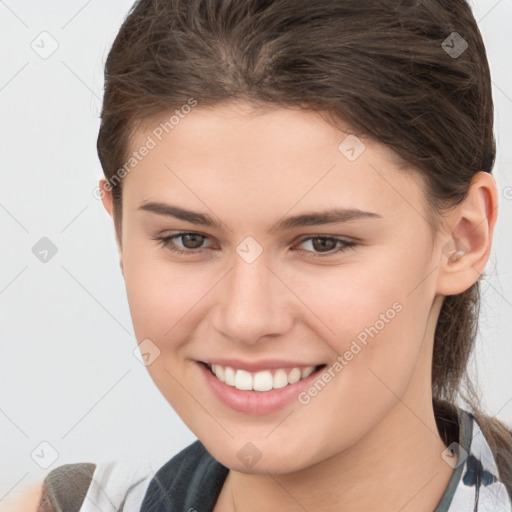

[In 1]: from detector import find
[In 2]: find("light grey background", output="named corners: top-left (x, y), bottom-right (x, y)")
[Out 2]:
top-left (1, 0), bottom-right (511, 500)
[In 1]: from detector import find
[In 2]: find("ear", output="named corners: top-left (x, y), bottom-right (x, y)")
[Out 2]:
top-left (99, 178), bottom-right (124, 275)
top-left (99, 178), bottom-right (114, 217)
top-left (436, 171), bottom-right (498, 296)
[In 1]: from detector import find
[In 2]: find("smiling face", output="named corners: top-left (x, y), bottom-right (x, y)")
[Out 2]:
top-left (101, 101), bottom-right (448, 474)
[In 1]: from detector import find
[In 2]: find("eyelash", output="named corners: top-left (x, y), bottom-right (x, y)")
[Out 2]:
top-left (153, 232), bottom-right (357, 258)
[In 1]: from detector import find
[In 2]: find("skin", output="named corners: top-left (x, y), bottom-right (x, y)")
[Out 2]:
top-left (98, 101), bottom-right (497, 512)
top-left (0, 481), bottom-right (43, 512)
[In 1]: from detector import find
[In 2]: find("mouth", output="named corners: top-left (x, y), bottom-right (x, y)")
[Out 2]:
top-left (200, 361), bottom-right (327, 392)
top-left (196, 360), bottom-right (330, 415)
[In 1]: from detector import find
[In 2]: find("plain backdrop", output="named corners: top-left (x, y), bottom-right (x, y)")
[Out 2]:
top-left (1, 0), bottom-right (511, 499)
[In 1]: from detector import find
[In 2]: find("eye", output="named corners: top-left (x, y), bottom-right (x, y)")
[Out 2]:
top-left (153, 232), bottom-right (213, 255)
top-left (153, 232), bottom-right (357, 257)
top-left (294, 236), bottom-right (357, 257)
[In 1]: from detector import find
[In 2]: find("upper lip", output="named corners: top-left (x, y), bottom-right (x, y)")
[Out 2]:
top-left (200, 358), bottom-right (326, 373)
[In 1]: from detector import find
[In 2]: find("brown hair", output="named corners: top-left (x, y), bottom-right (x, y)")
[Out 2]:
top-left (97, 0), bottom-right (512, 498)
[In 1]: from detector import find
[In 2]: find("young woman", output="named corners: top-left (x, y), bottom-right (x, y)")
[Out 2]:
top-left (15, 0), bottom-right (512, 510)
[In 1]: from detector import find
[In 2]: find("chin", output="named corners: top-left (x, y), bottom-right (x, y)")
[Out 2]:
top-left (203, 436), bottom-right (319, 475)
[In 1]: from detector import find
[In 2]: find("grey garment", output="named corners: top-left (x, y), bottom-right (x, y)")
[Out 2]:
top-left (37, 463), bottom-right (96, 512)
top-left (39, 407), bottom-right (512, 511)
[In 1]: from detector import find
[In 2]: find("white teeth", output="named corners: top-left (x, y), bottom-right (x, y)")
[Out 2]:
top-left (273, 369), bottom-right (288, 389)
top-left (224, 366), bottom-right (236, 386)
top-left (208, 364), bottom-right (318, 391)
top-left (301, 366), bottom-right (315, 379)
top-left (214, 364), bottom-right (225, 382)
top-left (287, 368), bottom-right (301, 384)
top-left (235, 369), bottom-right (253, 390)
top-left (253, 371), bottom-right (273, 391)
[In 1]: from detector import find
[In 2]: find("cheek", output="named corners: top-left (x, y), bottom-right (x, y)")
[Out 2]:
top-left (122, 242), bottom-right (217, 357)
top-left (289, 249), bottom-right (432, 381)
top-left (288, 262), bottom-right (404, 346)
top-left (122, 240), bottom-right (173, 332)
top-left (281, 266), bottom-right (431, 458)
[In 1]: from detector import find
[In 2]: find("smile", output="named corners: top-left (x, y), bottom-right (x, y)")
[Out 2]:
top-left (197, 360), bottom-right (329, 414)
top-left (206, 363), bottom-right (325, 392)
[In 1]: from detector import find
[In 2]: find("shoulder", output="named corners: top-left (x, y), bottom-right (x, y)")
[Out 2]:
top-left (2, 441), bottom-right (226, 512)
top-left (140, 439), bottom-right (229, 510)
top-left (37, 462), bottom-right (96, 512)
top-left (0, 463), bottom-right (95, 512)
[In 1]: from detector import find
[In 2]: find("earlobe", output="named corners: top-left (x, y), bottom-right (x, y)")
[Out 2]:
top-left (436, 172), bottom-right (498, 296)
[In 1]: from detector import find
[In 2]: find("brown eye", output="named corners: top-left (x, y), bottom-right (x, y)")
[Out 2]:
top-left (310, 237), bottom-right (338, 252)
top-left (295, 236), bottom-right (357, 257)
top-left (153, 231), bottom-right (212, 255)
top-left (180, 233), bottom-right (205, 249)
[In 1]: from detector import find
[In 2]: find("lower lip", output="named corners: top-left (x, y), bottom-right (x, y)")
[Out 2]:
top-left (197, 361), bottom-right (326, 415)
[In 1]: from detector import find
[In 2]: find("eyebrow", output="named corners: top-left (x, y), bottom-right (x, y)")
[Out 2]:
top-left (138, 201), bottom-right (383, 233)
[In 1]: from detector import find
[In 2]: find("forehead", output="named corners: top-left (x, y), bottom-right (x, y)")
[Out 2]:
top-left (122, 102), bottom-right (427, 223)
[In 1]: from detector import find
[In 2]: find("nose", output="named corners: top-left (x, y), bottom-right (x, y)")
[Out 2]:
top-left (211, 251), bottom-right (294, 346)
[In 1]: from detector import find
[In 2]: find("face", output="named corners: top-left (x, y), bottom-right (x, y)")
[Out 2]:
top-left (103, 101), bottom-right (445, 474)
